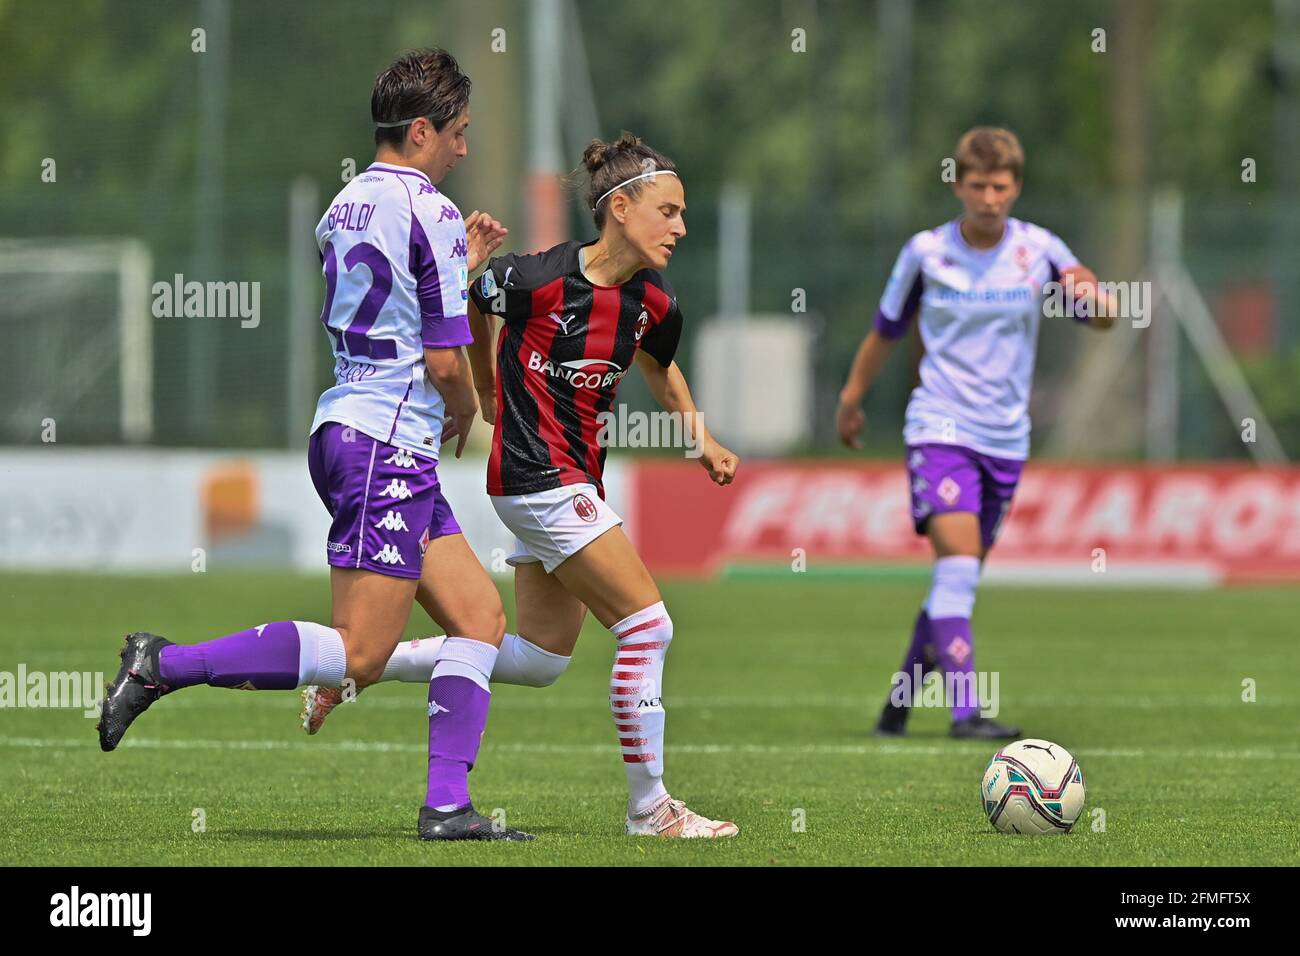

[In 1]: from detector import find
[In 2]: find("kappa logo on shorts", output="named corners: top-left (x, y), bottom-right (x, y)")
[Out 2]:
top-left (374, 510), bottom-right (409, 532)
top-left (326, 541), bottom-right (352, 554)
top-left (908, 449), bottom-right (926, 469)
top-left (371, 544), bottom-right (405, 565)
top-left (378, 478), bottom-right (413, 500)
top-left (937, 476), bottom-right (961, 505)
top-left (573, 493), bottom-right (598, 523)
top-left (384, 449), bottom-right (419, 469)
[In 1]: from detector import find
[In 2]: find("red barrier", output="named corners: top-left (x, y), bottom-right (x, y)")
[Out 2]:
top-left (628, 459), bottom-right (1300, 583)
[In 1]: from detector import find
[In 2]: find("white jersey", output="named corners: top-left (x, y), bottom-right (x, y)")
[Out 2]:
top-left (874, 217), bottom-right (1081, 460)
top-left (310, 162), bottom-right (472, 459)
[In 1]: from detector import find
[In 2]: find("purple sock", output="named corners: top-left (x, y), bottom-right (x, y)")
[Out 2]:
top-left (929, 616), bottom-right (978, 721)
top-left (158, 621), bottom-right (301, 691)
top-left (425, 675), bottom-right (491, 810)
top-left (896, 609), bottom-right (936, 703)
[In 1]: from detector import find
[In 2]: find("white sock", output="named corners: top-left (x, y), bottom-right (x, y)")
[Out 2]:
top-left (380, 633), bottom-right (570, 687)
top-left (924, 555), bottom-right (981, 619)
top-left (294, 621), bottom-right (348, 687)
top-left (609, 602), bottom-right (672, 817)
top-left (431, 636), bottom-right (497, 691)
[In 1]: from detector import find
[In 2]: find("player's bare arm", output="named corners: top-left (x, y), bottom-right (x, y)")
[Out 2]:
top-left (465, 298), bottom-right (498, 423)
top-left (1059, 263), bottom-right (1117, 330)
top-left (634, 351), bottom-right (738, 485)
top-left (425, 346), bottom-right (478, 457)
top-left (836, 328), bottom-right (897, 448)
top-left (463, 210), bottom-right (508, 274)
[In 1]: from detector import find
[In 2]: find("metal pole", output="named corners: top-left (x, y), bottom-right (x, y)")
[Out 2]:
top-left (287, 177), bottom-right (319, 449)
top-left (189, 0), bottom-right (228, 439)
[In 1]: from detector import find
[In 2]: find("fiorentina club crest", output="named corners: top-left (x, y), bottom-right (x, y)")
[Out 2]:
top-left (937, 475), bottom-right (961, 506)
top-left (572, 493), bottom-right (598, 523)
top-left (947, 636), bottom-right (972, 665)
top-left (418, 526), bottom-right (431, 554)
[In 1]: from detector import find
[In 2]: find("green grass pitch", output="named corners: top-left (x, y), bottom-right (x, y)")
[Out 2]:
top-left (2, 572), bottom-right (1297, 866)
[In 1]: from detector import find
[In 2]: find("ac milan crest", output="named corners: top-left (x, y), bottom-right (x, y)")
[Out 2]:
top-left (572, 493), bottom-right (598, 523)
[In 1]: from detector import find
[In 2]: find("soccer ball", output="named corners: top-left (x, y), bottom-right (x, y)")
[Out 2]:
top-left (981, 738), bottom-right (1085, 835)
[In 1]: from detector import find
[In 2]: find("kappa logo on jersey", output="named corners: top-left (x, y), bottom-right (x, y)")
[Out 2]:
top-left (634, 309), bottom-right (650, 341)
top-left (450, 238), bottom-right (467, 258)
top-left (384, 449), bottom-right (420, 469)
top-left (378, 478), bottom-right (414, 500)
top-left (937, 476), bottom-right (961, 505)
top-left (374, 510), bottom-right (409, 532)
top-left (371, 544), bottom-right (406, 565)
top-left (548, 311), bottom-right (577, 333)
top-left (417, 182), bottom-right (435, 195)
top-left (437, 205), bottom-right (460, 222)
top-left (527, 351), bottom-right (627, 389)
top-left (573, 492), bottom-right (598, 523)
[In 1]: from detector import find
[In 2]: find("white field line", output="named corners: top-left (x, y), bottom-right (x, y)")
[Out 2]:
top-left (0, 735), bottom-right (1297, 761)
top-left (131, 692), bottom-right (1296, 711)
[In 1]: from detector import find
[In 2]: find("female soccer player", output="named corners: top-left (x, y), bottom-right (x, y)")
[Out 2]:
top-left (305, 133), bottom-right (742, 839)
top-left (96, 49), bottom-right (533, 841)
top-left (836, 127), bottom-right (1114, 739)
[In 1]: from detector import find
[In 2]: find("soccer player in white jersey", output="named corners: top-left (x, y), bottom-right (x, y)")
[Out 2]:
top-left (836, 127), bottom-right (1115, 739)
top-left (303, 132), bottom-right (743, 838)
top-left (96, 49), bottom-right (534, 841)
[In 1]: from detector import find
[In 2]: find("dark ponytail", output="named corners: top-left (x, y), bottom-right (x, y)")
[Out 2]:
top-left (580, 132), bottom-right (677, 230)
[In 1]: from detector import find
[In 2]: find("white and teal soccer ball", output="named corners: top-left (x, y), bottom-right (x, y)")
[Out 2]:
top-left (981, 739), bottom-right (1085, 835)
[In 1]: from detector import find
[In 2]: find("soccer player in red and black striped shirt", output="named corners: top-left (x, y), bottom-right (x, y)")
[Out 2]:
top-left (465, 134), bottom-right (741, 837)
top-left (305, 133), bottom-right (741, 837)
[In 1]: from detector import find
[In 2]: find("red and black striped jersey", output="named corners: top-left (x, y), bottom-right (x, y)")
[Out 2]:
top-left (468, 240), bottom-right (683, 497)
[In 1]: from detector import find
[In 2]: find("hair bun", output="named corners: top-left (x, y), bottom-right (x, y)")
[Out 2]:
top-left (582, 139), bottom-right (611, 174)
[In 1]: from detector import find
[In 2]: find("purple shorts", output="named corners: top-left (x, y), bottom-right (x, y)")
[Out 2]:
top-left (905, 443), bottom-right (1025, 550)
top-left (308, 422), bottom-right (461, 579)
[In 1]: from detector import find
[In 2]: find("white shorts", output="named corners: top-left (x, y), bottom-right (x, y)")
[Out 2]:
top-left (491, 483), bottom-right (623, 574)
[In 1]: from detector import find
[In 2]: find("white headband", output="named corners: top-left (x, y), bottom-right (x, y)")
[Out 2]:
top-left (374, 115), bottom-right (428, 128)
top-left (593, 170), bottom-right (679, 210)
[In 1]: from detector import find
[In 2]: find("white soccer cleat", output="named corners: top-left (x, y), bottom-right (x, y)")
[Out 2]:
top-left (625, 797), bottom-right (739, 839)
top-left (300, 684), bottom-right (346, 735)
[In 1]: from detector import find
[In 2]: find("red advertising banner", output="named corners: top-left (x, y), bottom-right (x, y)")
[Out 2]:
top-left (627, 459), bottom-right (1300, 584)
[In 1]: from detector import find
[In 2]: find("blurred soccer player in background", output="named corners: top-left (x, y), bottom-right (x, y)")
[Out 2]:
top-left (96, 49), bottom-right (534, 841)
top-left (306, 133), bottom-right (743, 838)
top-left (836, 127), bottom-right (1115, 739)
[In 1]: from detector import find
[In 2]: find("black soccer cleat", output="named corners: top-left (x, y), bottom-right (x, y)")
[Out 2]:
top-left (97, 632), bottom-right (174, 752)
top-left (418, 804), bottom-right (535, 842)
top-left (872, 698), bottom-right (911, 738)
top-left (949, 715), bottom-right (1022, 740)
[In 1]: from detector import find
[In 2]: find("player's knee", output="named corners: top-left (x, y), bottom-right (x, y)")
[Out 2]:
top-left (459, 605), bottom-right (507, 646)
top-left (341, 636), bottom-right (392, 687)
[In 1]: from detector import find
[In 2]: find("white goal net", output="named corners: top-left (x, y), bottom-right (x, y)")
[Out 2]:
top-left (0, 238), bottom-right (153, 444)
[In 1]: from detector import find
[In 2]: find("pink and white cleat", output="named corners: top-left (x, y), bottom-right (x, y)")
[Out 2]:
top-left (300, 684), bottom-right (350, 735)
top-left (625, 797), bottom-right (739, 838)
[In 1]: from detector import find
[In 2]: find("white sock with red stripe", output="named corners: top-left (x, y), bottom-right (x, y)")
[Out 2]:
top-left (609, 601), bottom-right (673, 817)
